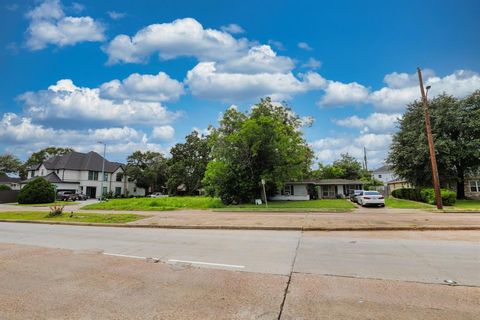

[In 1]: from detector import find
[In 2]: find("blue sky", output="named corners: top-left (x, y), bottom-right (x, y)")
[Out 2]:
top-left (1, 0), bottom-right (479, 168)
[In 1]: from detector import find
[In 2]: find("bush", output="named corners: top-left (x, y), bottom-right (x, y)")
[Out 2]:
top-left (392, 187), bottom-right (456, 206)
top-left (47, 204), bottom-right (65, 217)
top-left (17, 178), bottom-right (55, 204)
top-left (0, 184), bottom-right (12, 190)
top-left (420, 188), bottom-right (456, 206)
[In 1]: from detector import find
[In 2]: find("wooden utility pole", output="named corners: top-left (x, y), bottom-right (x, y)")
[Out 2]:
top-left (417, 67), bottom-right (443, 209)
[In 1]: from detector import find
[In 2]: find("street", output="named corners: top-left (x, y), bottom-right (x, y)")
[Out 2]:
top-left (0, 222), bottom-right (479, 319)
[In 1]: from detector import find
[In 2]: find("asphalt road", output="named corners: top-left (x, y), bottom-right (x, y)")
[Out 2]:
top-left (1, 222), bottom-right (479, 286)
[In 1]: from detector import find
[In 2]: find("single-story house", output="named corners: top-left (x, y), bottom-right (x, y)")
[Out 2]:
top-left (270, 179), bottom-right (364, 201)
top-left (465, 175), bottom-right (480, 200)
top-left (23, 151), bottom-right (145, 198)
top-left (0, 174), bottom-right (21, 190)
top-left (386, 180), bottom-right (413, 195)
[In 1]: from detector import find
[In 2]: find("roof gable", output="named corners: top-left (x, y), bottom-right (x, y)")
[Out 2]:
top-left (42, 151), bottom-right (123, 173)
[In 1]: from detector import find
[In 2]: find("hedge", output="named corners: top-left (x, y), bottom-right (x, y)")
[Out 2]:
top-left (17, 177), bottom-right (55, 204)
top-left (392, 187), bottom-right (456, 206)
top-left (0, 184), bottom-right (12, 190)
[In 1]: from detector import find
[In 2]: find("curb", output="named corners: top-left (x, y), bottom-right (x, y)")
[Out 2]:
top-left (1, 219), bottom-right (480, 232)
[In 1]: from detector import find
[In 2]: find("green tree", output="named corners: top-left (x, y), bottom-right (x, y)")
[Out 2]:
top-left (388, 91), bottom-right (480, 198)
top-left (167, 131), bottom-right (211, 195)
top-left (0, 154), bottom-right (22, 175)
top-left (312, 154), bottom-right (364, 180)
top-left (22, 147), bottom-right (74, 179)
top-left (17, 177), bottom-right (55, 204)
top-left (125, 151), bottom-right (168, 192)
top-left (203, 98), bottom-right (314, 204)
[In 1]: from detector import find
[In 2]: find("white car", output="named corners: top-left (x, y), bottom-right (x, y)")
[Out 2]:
top-left (149, 192), bottom-right (168, 198)
top-left (358, 190), bottom-right (385, 207)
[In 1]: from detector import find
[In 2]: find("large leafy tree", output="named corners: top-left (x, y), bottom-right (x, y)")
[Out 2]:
top-left (312, 153), bottom-right (364, 180)
top-left (203, 98), bottom-right (314, 204)
top-left (0, 154), bottom-right (23, 176)
top-left (167, 131), bottom-right (211, 195)
top-left (125, 151), bottom-right (168, 192)
top-left (388, 91), bottom-right (480, 198)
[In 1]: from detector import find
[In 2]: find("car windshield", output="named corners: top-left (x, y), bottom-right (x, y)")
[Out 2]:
top-left (365, 191), bottom-right (380, 195)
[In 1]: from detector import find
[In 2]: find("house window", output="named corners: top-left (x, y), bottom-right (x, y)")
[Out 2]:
top-left (56, 169), bottom-right (60, 174)
top-left (103, 172), bottom-right (108, 182)
top-left (115, 187), bottom-right (122, 195)
top-left (283, 185), bottom-right (294, 196)
top-left (102, 186), bottom-right (108, 195)
top-left (470, 181), bottom-right (480, 193)
top-left (88, 171), bottom-right (99, 180)
top-left (41, 169), bottom-right (44, 176)
top-left (378, 174), bottom-right (382, 178)
top-left (322, 185), bottom-right (336, 198)
top-left (116, 173), bottom-right (123, 182)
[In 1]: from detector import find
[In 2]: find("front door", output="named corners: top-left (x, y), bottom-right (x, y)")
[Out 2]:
top-left (86, 187), bottom-right (97, 198)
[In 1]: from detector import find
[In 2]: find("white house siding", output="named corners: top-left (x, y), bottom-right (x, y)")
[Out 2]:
top-left (465, 177), bottom-right (480, 200)
top-left (270, 184), bottom-right (310, 201)
top-left (373, 171), bottom-right (397, 185)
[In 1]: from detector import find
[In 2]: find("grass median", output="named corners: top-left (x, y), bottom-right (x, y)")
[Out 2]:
top-left (15, 201), bottom-right (79, 207)
top-left (82, 196), bottom-right (355, 212)
top-left (0, 211), bottom-right (146, 224)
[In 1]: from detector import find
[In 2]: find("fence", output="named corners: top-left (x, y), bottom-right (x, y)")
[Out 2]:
top-left (0, 190), bottom-right (19, 203)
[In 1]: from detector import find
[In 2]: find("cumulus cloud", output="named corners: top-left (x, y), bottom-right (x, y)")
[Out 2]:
top-left (0, 113), bottom-right (169, 160)
top-left (104, 17), bottom-right (249, 64)
top-left (185, 62), bottom-right (326, 102)
top-left (220, 23), bottom-right (245, 34)
top-left (19, 79), bottom-right (182, 126)
top-left (311, 133), bottom-right (392, 168)
top-left (318, 81), bottom-right (369, 106)
top-left (301, 57), bottom-right (322, 69)
top-left (298, 42), bottom-right (313, 51)
top-left (317, 69), bottom-right (480, 111)
top-left (25, 0), bottom-right (105, 50)
top-left (99, 72), bottom-right (184, 102)
top-left (151, 125), bottom-right (175, 141)
top-left (334, 112), bottom-right (401, 133)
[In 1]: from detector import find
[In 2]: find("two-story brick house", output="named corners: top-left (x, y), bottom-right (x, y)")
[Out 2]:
top-left (23, 151), bottom-right (145, 198)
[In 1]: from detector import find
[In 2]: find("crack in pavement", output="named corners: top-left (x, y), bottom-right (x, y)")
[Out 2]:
top-left (277, 230), bottom-right (303, 320)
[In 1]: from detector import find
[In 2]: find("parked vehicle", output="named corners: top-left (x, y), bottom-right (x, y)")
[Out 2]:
top-left (149, 192), bottom-right (168, 198)
top-left (57, 191), bottom-right (77, 201)
top-left (75, 193), bottom-right (89, 201)
top-left (350, 190), bottom-right (364, 203)
top-left (357, 190), bottom-right (385, 207)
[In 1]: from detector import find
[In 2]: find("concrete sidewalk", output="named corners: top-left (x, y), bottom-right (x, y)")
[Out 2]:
top-left (1, 203), bottom-right (480, 230)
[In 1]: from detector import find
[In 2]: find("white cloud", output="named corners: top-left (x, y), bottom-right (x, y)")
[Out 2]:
top-left (334, 112), bottom-right (401, 133)
top-left (311, 133), bottom-right (392, 168)
top-left (0, 113), bottom-right (167, 160)
top-left (104, 17), bottom-right (249, 64)
top-left (99, 72), bottom-right (184, 102)
top-left (216, 45), bottom-right (294, 74)
top-left (25, 0), bottom-right (105, 50)
top-left (151, 125), bottom-right (175, 141)
top-left (107, 11), bottom-right (126, 20)
top-left (318, 81), bottom-right (369, 106)
top-left (301, 57), bottom-right (322, 69)
top-left (19, 79), bottom-right (182, 126)
top-left (71, 2), bottom-right (85, 13)
top-left (298, 42), bottom-right (313, 51)
top-left (220, 23), bottom-right (245, 34)
top-left (185, 62), bottom-right (325, 102)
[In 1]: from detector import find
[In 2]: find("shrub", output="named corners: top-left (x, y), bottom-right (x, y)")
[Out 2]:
top-left (420, 188), bottom-right (456, 206)
top-left (48, 204), bottom-right (65, 217)
top-left (17, 178), bottom-right (55, 204)
top-left (392, 187), bottom-right (456, 206)
top-left (0, 184), bottom-right (11, 190)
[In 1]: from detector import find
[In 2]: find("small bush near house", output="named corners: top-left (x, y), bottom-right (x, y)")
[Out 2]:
top-left (17, 178), bottom-right (55, 204)
top-left (420, 188), bottom-right (457, 206)
top-left (392, 187), bottom-right (456, 206)
top-left (0, 184), bottom-right (12, 190)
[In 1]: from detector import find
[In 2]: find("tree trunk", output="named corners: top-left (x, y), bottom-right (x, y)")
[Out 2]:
top-left (457, 170), bottom-right (465, 199)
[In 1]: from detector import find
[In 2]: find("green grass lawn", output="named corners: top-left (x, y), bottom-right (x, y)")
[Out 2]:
top-left (82, 196), bottom-right (225, 211)
top-left (82, 196), bottom-right (355, 212)
top-left (385, 197), bottom-right (434, 209)
top-left (452, 200), bottom-right (480, 209)
top-left (15, 201), bottom-right (79, 207)
top-left (0, 211), bottom-right (145, 223)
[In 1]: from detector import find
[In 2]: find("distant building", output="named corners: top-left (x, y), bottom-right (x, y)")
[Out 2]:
top-left (0, 174), bottom-right (21, 190)
top-left (23, 151), bottom-right (145, 198)
top-left (271, 179), bottom-right (365, 200)
top-left (371, 165), bottom-right (397, 185)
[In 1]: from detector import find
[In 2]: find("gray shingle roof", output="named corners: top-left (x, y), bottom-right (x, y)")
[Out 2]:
top-left (22, 172), bottom-right (80, 184)
top-left (285, 179), bottom-right (364, 185)
top-left (372, 165), bottom-right (392, 173)
top-left (0, 174), bottom-right (21, 184)
top-left (41, 151), bottom-right (123, 173)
